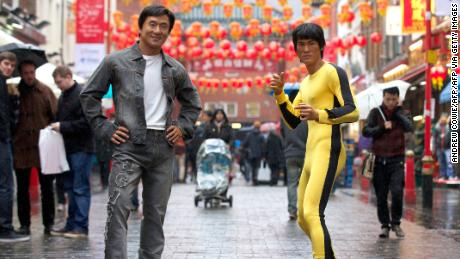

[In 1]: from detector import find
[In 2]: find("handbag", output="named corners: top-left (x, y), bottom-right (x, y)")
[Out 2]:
top-left (361, 106), bottom-right (387, 180)
top-left (362, 151), bottom-right (375, 180)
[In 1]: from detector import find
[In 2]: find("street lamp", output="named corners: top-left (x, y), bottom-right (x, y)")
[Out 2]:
top-left (422, 0), bottom-right (434, 208)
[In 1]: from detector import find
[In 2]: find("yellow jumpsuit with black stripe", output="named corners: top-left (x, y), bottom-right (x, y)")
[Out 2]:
top-left (275, 63), bottom-right (359, 259)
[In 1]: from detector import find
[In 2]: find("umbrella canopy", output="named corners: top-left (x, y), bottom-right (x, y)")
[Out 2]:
top-left (356, 80), bottom-right (411, 120)
top-left (0, 42), bottom-right (47, 76)
top-left (7, 63), bottom-right (86, 97)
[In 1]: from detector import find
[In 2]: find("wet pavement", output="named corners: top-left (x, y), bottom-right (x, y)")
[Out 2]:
top-left (1, 175), bottom-right (460, 258)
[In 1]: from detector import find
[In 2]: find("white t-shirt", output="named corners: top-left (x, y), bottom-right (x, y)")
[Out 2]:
top-left (143, 54), bottom-right (167, 130)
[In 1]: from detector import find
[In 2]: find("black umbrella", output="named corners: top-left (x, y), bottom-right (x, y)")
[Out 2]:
top-left (0, 42), bottom-right (47, 76)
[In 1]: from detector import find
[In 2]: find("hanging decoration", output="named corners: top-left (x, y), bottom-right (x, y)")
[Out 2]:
top-left (229, 21), bottom-right (243, 40)
top-left (358, 2), bottom-right (373, 24)
top-left (377, 0), bottom-right (388, 16)
top-left (262, 5), bottom-right (273, 21)
top-left (431, 64), bottom-right (447, 91)
top-left (255, 0), bottom-right (266, 7)
top-left (223, 3), bottom-right (234, 18)
top-left (282, 6), bottom-right (293, 21)
top-left (370, 32), bottom-right (383, 43)
top-left (242, 4), bottom-right (253, 20)
top-left (302, 5), bottom-right (312, 20)
top-left (203, 1), bottom-right (213, 16)
top-left (234, 0), bottom-right (244, 7)
top-left (338, 3), bottom-right (355, 24)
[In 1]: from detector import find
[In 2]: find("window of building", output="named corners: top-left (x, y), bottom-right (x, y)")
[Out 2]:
top-left (246, 102), bottom-right (260, 118)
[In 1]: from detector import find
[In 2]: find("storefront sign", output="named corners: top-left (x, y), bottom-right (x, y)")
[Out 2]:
top-left (386, 6), bottom-right (404, 36)
top-left (401, 0), bottom-right (426, 34)
top-left (191, 59), bottom-right (277, 73)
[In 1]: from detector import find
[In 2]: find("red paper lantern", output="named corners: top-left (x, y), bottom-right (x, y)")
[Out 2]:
top-left (186, 37), bottom-right (199, 47)
top-left (356, 35), bottom-right (367, 47)
top-left (191, 46), bottom-right (203, 58)
top-left (268, 41), bottom-right (279, 52)
top-left (217, 27), bottom-right (228, 40)
top-left (370, 32), bottom-right (383, 43)
top-left (221, 79), bottom-right (229, 89)
top-left (242, 4), bottom-right (253, 20)
top-left (254, 40), bottom-right (265, 52)
top-left (236, 40), bottom-right (248, 52)
top-left (201, 28), bottom-right (211, 38)
top-left (246, 49), bottom-right (258, 59)
top-left (255, 76), bottom-right (263, 88)
top-left (246, 78), bottom-right (253, 88)
top-left (276, 47), bottom-right (286, 60)
top-left (220, 40), bottom-right (232, 50)
top-left (260, 23), bottom-right (272, 37)
top-left (261, 48), bottom-right (271, 59)
top-left (203, 38), bottom-right (215, 49)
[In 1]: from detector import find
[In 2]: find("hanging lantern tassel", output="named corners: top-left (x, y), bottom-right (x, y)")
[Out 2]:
top-left (377, 0), bottom-right (388, 16)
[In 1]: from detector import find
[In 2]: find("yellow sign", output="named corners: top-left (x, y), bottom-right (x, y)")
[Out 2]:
top-left (401, 0), bottom-right (426, 33)
top-left (427, 50), bottom-right (437, 64)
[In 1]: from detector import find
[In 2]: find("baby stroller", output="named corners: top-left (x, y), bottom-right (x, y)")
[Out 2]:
top-left (194, 138), bottom-right (233, 208)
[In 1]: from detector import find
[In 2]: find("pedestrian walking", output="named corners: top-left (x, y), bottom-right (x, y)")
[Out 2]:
top-left (280, 90), bottom-right (307, 220)
top-left (203, 109), bottom-right (233, 144)
top-left (185, 110), bottom-right (212, 183)
top-left (48, 66), bottom-right (94, 238)
top-left (12, 60), bottom-right (57, 236)
top-left (0, 51), bottom-right (30, 242)
top-left (269, 23), bottom-right (359, 259)
top-left (242, 120), bottom-right (265, 186)
top-left (362, 86), bottom-right (413, 238)
top-left (434, 114), bottom-right (454, 180)
top-left (80, 5), bottom-right (201, 258)
top-left (261, 124), bottom-right (284, 186)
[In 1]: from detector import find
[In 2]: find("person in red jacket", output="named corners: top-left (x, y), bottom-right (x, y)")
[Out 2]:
top-left (362, 87), bottom-right (413, 239)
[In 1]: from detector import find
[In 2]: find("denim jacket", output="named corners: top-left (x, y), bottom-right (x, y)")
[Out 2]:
top-left (80, 43), bottom-right (202, 144)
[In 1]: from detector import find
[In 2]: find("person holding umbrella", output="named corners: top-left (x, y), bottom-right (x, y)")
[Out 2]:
top-left (362, 87), bottom-right (413, 238)
top-left (0, 51), bottom-right (30, 242)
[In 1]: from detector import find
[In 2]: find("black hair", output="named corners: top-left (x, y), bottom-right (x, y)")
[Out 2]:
top-left (383, 87), bottom-right (399, 97)
top-left (204, 110), bottom-right (213, 118)
top-left (138, 5), bottom-right (175, 32)
top-left (212, 108), bottom-right (229, 124)
top-left (292, 23), bottom-right (326, 58)
top-left (18, 60), bottom-right (37, 73)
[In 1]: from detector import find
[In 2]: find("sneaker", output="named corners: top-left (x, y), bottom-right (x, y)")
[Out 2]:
top-left (16, 226), bottom-right (30, 235)
top-left (392, 225), bottom-right (405, 238)
top-left (57, 203), bottom-right (65, 212)
top-left (63, 230), bottom-right (88, 239)
top-left (379, 227), bottom-right (390, 238)
top-left (289, 213), bottom-right (297, 221)
top-left (0, 230), bottom-right (30, 242)
top-left (50, 227), bottom-right (70, 236)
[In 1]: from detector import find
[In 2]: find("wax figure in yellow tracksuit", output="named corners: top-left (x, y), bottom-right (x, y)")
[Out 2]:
top-left (274, 63), bottom-right (359, 258)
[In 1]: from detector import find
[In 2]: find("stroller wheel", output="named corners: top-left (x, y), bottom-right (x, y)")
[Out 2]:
top-left (229, 195), bottom-right (233, 208)
top-left (194, 196), bottom-right (199, 207)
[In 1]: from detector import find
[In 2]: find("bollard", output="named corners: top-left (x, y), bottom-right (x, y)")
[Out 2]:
top-left (405, 150), bottom-right (416, 203)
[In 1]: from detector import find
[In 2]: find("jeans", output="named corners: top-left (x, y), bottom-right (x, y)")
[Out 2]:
top-left (64, 152), bottom-right (93, 232)
top-left (105, 130), bottom-right (174, 259)
top-left (373, 156), bottom-right (405, 228)
top-left (437, 149), bottom-right (454, 179)
top-left (15, 168), bottom-right (55, 228)
top-left (286, 157), bottom-right (304, 215)
top-left (0, 140), bottom-right (14, 230)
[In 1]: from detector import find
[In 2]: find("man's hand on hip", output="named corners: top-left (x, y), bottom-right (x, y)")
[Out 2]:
top-left (166, 125), bottom-right (182, 146)
top-left (111, 126), bottom-right (130, 145)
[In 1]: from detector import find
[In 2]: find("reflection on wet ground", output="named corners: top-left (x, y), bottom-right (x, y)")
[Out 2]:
top-left (346, 177), bottom-right (460, 242)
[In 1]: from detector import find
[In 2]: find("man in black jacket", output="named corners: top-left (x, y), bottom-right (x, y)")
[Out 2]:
top-left (362, 87), bottom-right (413, 239)
top-left (49, 66), bottom-right (94, 239)
top-left (243, 120), bottom-right (265, 186)
top-left (0, 52), bottom-right (29, 242)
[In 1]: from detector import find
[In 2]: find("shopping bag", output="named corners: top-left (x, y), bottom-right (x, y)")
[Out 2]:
top-left (38, 127), bottom-right (69, 174)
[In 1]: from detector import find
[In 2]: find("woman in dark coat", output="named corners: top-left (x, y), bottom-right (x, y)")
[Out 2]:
top-left (203, 109), bottom-right (233, 145)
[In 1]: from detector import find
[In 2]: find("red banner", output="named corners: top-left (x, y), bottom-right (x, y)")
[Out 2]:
top-left (76, 0), bottom-right (105, 43)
